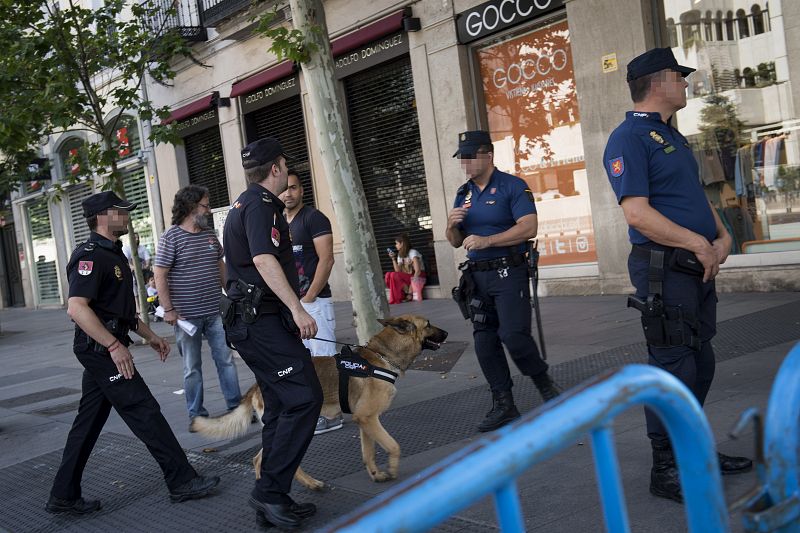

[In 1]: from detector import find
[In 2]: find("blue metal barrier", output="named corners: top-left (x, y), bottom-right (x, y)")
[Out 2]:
top-left (739, 342), bottom-right (800, 532)
top-left (323, 364), bottom-right (728, 533)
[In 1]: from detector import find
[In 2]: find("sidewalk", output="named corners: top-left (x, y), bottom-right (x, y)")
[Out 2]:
top-left (0, 292), bottom-right (798, 532)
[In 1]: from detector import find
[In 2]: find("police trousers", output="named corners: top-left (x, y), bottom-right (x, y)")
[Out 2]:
top-left (471, 262), bottom-right (548, 393)
top-left (224, 313), bottom-right (323, 504)
top-left (628, 248), bottom-right (717, 446)
top-left (51, 349), bottom-right (197, 500)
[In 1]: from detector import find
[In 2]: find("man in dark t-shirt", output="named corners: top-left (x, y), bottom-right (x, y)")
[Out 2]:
top-left (281, 172), bottom-right (341, 435)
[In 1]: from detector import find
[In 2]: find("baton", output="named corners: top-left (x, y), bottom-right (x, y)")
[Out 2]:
top-left (526, 240), bottom-right (547, 360)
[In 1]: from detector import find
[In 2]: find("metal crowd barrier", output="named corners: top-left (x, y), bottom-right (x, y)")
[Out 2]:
top-left (323, 364), bottom-right (729, 533)
top-left (737, 342), bottom-right (800, 532)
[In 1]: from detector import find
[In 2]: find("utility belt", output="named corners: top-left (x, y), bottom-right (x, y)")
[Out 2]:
top-left (335, 346), bottom-right (397, 414)
top-left (465, 253), bottom-right (526, 272)
top-left (220, 280), bottom-right (280, 327)
top-left (627, 245), bottom-right (701, 351)
top-left (452, 262), bottom-right (499, 326)
top-left (74, 317), bottom-right (134, 355)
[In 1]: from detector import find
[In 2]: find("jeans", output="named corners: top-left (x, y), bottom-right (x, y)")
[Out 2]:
top-left (175, 313), bottom-right (242, 418)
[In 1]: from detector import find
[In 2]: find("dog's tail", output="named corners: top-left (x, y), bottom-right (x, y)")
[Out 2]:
top-left (190, 383), bottom-right (260, 439)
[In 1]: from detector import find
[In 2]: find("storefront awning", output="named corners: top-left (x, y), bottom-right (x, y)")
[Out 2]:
top-left (331, 9), bottom-right (406, 57)
top-left (230, 61), bottom-right (296, 98)
top-left (162, 94), bottom-right (215, 125)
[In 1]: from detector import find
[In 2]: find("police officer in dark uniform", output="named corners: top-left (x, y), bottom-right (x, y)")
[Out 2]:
top-left (47, 191), bottom-right (219, 516)
top-left (603, 48), bottom-right (752, 502)
top-left (222, 138), bottom-right (323, 529)
top-left (447, 131), bottom-right (560, 433)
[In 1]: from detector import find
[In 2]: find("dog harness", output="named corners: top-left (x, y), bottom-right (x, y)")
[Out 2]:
top-left (335, 346), bottom-right (398, 414)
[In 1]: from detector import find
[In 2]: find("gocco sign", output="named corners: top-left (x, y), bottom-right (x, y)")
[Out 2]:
top-left (456, 0), bottom-right (564, 44)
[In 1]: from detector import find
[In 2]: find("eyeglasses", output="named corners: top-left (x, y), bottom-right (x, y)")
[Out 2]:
top-left (198, 202), bottom-right (210, 210)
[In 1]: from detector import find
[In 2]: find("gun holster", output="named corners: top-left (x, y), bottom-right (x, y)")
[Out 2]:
top-left (627, 295), bottom-right (700, 351)
top-left (220, 294), bottom-right (236, 329)
top-left (236, 280), bottom-right (265, 324)
top-left (453, 262), bottom-right (474, 320)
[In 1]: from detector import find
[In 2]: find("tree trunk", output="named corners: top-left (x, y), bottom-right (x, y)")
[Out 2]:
top-left (289, 0), bottom-right (389, 342)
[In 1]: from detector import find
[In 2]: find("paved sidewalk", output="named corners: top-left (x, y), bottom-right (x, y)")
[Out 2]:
top-left (0, 292), bottom-right (798, 532)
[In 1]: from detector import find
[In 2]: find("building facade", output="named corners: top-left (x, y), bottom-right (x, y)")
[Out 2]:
top-left (11, 0), bottom-right (792, 309)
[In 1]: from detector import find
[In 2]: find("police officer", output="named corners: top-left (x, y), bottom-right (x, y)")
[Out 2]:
top-left (603, 48), bottom-right (752, 502)
top-left (447, 131), bottom-right (560, 433)
top-left (47, 191), bottom-right (219, 516)
top-left (223, 138), bottom-right (323, 529)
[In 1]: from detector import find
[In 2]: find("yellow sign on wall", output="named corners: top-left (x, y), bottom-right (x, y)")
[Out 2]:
top-left (602, 53), bottom-right (618, 73)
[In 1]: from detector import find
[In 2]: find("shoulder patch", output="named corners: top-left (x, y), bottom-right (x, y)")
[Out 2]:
top-left (77, 260), bottom-right (94, 276)
top-left (261, 192), bottom-right (272, 204)
top-left (524, 189), bottom-right (535, 202)
top-left (609, 157), bottom-right (624, 177)
top-left (271, 227), bottom-right (280, 247)
top-left (83, 242), bottom-right (97, 252)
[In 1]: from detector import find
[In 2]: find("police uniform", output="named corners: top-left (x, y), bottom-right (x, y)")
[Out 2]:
top-left (451, 131), bottom-right (558, 433)
top-left (223, 138), bottom-right (323, 510)
top-left (49, 192), bottom-right (202, 511)
top-left (603, 47), bottom-right (751, 501)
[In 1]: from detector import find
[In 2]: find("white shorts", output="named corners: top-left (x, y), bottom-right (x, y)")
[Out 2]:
top-left (301, 297), bottom-right (338, 356)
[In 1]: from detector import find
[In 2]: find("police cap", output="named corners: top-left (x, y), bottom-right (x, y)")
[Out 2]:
top-left (626, 47), bottom-right (695, 82)
top-left (82, 191), bottom-right (136, 218)
top-left (453, 130), bottom-right (494, 158)
top-left (241, 137), bottom-right (292, 169)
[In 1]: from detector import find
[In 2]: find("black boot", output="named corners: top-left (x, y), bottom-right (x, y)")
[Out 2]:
top-left (650, 443), bottom-right (682, 503)
top-left (718, 452), bottom-right (752, 475)
top-left (532, 372), bottom-right (561, 402)
top-left (477, 390), bottom-right (520, 432)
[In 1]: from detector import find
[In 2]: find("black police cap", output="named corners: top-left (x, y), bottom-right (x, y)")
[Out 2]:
top-left (241, 137), bottom-right (292, 169)
top-left (82, 191), bottom-right (136, 218)
top-left (626, 47), bottom-right (695, 82)
top-left (453, 130), bottom-right (494, 158)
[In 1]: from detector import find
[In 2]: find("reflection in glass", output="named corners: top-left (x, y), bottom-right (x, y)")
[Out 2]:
top-left (665, 0), bottom-right (800, 255)
top-left (27, 198), bottom-right (61, 305)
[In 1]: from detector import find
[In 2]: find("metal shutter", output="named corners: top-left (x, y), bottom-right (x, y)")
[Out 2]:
top-left (249, 95), bottom-right (315, 208)
top-left (122, 168), bottom-right (155, 253)
top-left (67, 182), bottom-right (92, 249)
top-left (184, 126), bottom-right (229, 208)
top-left (344, 56), bottom-right (438, 283)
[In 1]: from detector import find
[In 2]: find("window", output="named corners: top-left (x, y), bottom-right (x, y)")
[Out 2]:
top-left (725, 11), bottom-right (735, 40)
top-left (703, 11), bottom-right (713, 41)
top-left (737, 9), bottom-right (750, 38)
top-left (57, 137), bottom-right (85, 179)
top-left (751, 5), bottom-right (765, 35)
top-left (105, 114), bottom-right (141, 160)
top-left (680, 10), bottom-right (702, 45)
top-left (715, 11), bottom-right (723, 41)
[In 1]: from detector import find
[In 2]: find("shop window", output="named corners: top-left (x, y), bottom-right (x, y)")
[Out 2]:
top-left (737, 9), bottom-right (750, 38)
top-left (57, 137), bottom-right (85, 179)
top-left (715, 11), bottom-right (723, 41)
top-left (667, 18), bottom-right (678, 47)
top-left (474, 18), bottom-right (596, 266)
top-left (105, 114), bottom-right (141, 160)
top-left (751, 5), bottom-right (765, 35)
top-left (122, 167), bottom-right (154, 255)
top-left (725, 11), bottom-right (735, 40)
top-left (664, 0), bottom-right (800, 256)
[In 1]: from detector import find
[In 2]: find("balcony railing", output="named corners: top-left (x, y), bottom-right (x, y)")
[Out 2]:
top-left (200, 0), bottom-right (251, 27)
top-left (145, 0), bottom-right (208, 43)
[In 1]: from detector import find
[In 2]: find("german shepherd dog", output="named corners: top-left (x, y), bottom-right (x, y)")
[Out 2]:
top-left (191, 315), bottom-right (448, 489)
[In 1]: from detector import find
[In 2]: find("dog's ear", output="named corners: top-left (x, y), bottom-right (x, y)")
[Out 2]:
top-left (378, 317), bottom-right (415, 333)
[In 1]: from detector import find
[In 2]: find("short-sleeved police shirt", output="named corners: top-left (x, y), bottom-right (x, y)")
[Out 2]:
top-left (453, 168), bottom-right (537, 260)
top-left (67, 232), bottom-right (136, 322)
top-left (223, 183), bottom-right (299, 300)
top-left (288, 206), bottom-right (333, 299)
top-left (603, 111), bottom-right (716, 245)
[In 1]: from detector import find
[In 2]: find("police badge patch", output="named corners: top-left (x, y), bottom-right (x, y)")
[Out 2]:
top-left (610, 157), bottom-right (624, 177)
top-left (77, 261), bottom-right (93, 276)
top-left (271, 227), bottom-right (280, 247)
